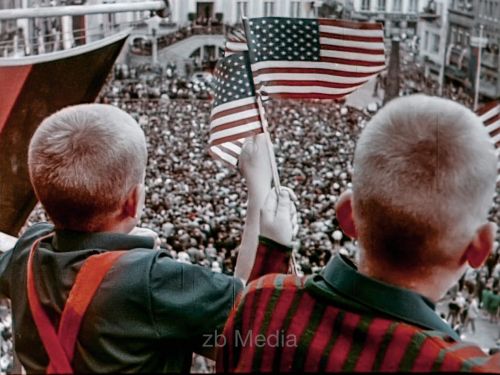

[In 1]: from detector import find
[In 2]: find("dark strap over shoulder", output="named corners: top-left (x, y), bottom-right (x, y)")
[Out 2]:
top-left (26, 233), bottom-right (126, 374)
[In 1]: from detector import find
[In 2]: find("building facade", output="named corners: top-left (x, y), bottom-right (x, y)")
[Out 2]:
top-left (474, 0), bottom-right (500, 98)
top-left (442, 0), bottom-right (500, 99)
top-left (350, 0), bottom-right (426, 37)
top-left (417, 0), bottom-right (449, 79)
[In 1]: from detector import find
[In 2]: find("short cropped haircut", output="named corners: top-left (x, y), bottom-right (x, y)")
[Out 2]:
top-left (352, 95), bottom-right (497, 269)
top-left (28, 104), bottom-right (147, 231)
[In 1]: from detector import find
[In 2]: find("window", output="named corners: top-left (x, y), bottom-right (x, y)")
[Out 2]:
top-left (264, 1), bottom-right (275, 16)
top-left (377, 0), bottom-right (386, 11)
top-left (424, 30), bottom-right (429, 50)
top-left (361, 0), bottom-right (371, 10)
top-left (236, 1), bottom-right (248, 21)
top-left (432, 34), bottom-right (440, 53)
top-left (409, 0), bottom-right (419, 12)
top-left (450, 26), bottom-right (456, 44)
top-left (290, 1), bottom-right (302, 17)
top-left (392, 0), bottom-right (402, 11)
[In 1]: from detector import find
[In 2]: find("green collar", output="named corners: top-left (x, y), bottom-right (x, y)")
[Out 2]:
top-left (52, 229), bottom-right (155, 252)
top-left (306, 255), bottom-right (460, 341)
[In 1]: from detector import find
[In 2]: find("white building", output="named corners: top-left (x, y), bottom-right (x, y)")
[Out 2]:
top-left (169, 0), bottom-right (319, 25)
top-left (350, 0), bottom-right (426, 37)
top-left (83, 0), bottom-right (321, 33)
top-left (417, 0), bottom-right (450, 79)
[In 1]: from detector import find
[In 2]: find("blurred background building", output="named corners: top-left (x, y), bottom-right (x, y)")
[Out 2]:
top-left (0, 0), bottom-right (498, 96)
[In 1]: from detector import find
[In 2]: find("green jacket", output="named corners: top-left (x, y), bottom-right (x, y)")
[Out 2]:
top-left (0, 223), bottom-right (243, 372)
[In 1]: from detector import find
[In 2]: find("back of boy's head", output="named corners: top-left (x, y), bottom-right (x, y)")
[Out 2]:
top-left (28, 104), bottom-right (147, 232)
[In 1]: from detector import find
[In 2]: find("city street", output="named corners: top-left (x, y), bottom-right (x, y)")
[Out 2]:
top-left (436, 300), bottom-right (499, 352)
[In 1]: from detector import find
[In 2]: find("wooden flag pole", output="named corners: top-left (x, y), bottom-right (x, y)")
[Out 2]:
top-left (256, 92), bottom-right (281, 191)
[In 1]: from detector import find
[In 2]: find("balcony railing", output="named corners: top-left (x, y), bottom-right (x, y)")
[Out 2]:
top-left (129, 24), bottom-right (226, 56)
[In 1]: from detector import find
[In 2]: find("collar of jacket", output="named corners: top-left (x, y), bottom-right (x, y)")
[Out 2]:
top-left (306, 254), bottom-right (460, 341)
top-left (51, 229), bottom-right (155, 252)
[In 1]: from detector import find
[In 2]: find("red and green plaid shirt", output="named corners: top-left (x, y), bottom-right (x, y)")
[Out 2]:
top-left (217, 241), bottom-right (500, 372)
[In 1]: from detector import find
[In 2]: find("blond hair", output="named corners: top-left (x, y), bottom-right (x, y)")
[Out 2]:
top-left (352, 95), bottom-right (497, 268)
top-left (28, 104), bottom-right (147, 231)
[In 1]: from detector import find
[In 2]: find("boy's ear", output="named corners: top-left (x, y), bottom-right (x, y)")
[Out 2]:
top-left (463, 222), bottom-right (496, 269)
top-left (335, 190), bottom-right (358, 239)
top-left (122, 184), bottom-right (142, 219)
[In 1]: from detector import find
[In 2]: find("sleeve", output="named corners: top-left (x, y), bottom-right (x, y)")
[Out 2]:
top-left (247, 236), bottom-right (292, 283)
top-left (0, 249), bottom-right (13, 298)
top-left (148, 252), bottom-right (244, 341)
top-left (216, 286), bottom-right (249, 373)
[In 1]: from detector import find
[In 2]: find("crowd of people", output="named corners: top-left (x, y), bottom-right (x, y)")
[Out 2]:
top-left (108, 64), bottom-right (214, 101)
top-left (1, 57), bottom-right (495, 373)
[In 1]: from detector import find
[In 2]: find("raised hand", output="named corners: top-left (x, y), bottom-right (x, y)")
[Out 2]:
top-left (260, 187), bottom-right (298, 247)
top-left (238, 133), bottom-right (273, 198)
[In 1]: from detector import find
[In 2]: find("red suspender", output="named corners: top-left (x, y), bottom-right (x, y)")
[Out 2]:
top-left (27, 234), bottom-right (126, 373)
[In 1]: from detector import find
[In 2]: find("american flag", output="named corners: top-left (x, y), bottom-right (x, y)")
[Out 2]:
top-left (476, 101), bottom-right (500, 182)
top-left (224, 27), bottom-right (247, 56)
top-left (209, 52), bottom-right (263, 166)
top-left (244, 17), bottom-right (386, 99)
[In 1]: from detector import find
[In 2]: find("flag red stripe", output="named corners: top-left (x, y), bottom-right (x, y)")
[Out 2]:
top-left (489, 127), bottom-right (500, 138)
top-left (319, 31), bottom-right (384, 43)
top-left (476, 100), bottom-right (499, 116)
top-left (211, 103), bottom-right (258, 121)
top-left (257, 80), bottom-right (366, 89)
top-left (260, 92), bottom-right (352, 100)
top-left (211, 115), bottom-right (261, 132)
top-left (321, 43), bottom-right (385, 55)
top-left (318, 18), bottom-right (383, 30)
top-left (320, 56), bottom-right (386, 67)
top-left (211, 129), bottom-right (263, 145)
top-left (208, 148), bottom-right (237, 167)
top-left (484, 113), bottom-right (500, 127)
top-left (217, 144), bottom-right (240, 159)
top-left (253, 66), bottom-right (378, 78)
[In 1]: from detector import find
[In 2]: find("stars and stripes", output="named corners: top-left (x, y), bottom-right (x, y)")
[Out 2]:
top-left (209, 52), bottom-right (263, 166)
top-left (224, 27), bottom-right (248, 56)
top-left (476, 101), bottom-right (500, 182)
top-left (244, 17), bottom-right (386, 100)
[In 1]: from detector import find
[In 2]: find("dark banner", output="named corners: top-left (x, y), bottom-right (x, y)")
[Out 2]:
top-left (0, 32), bottom-right (128, 235)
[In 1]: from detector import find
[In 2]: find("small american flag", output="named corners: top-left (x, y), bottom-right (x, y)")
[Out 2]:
top-left (476, 101), bottom-right (500, 182)
top-left (209, 52), bottom-right (263, 166)
top-left (224, 27), bottom-right (247, 56)
top-left (244, 17), bottom-right (386, 99)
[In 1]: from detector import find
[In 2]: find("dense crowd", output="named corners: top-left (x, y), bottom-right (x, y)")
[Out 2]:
top-left (108, 64), bottom-right (214, 100)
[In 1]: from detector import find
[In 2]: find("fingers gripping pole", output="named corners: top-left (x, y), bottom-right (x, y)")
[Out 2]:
top-left (256, 93), bottom-right (281, 191)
